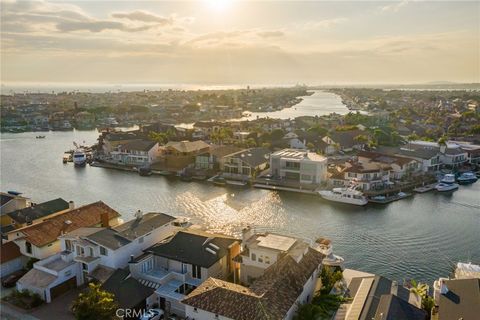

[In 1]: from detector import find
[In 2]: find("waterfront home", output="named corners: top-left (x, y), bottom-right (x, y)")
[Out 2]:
top-left (0, 192), bottom-right (29, 216)
top-left (329, 159), bottom-right (391, 191)
top-left (0, 241), bottom-right (28, 277)
top-left (449, 141), bottom-right (480, 165)
top-left (357, 151), bottom-right (421, 180)
top-left (233, 131), bottom-right (251, 144)
top-left (182, 239), bottom-right (324, 320)
top-left (432, 278), bottom-right (480, 320)
top-left (409, 141), bottom-right (469, 169)
top-left (378, 146), bottom-right (441, 172)
top-left (128, 229), bottom-right (240, 317)
top-left (102, 131), bottom-right (142, 154)
top-left (195, 145), bottom-right (243, 171)
top-left (322, 129), bottom-right (366, 154)
top-left (269, 148), bottom-right (328, 186)
top-left (161, 140), bottom-right (211, 171)
top-left (221, 147), bottom-right (270, 181)
top-left (238, 226), bottom-right (315, 285)
top-left (102, 268), bottom-right (157, 317)
top-left (6, 198), bottom-right (71, 229)
top-left (6, 201), bottom-right (121, 260)
top-left (110, 140), bottom-right (161, 166)
top-left (336, 275), bottom-right (426, 320)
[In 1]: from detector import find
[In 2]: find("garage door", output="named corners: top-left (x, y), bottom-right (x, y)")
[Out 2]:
top-left (50, 276), bottom-right (77, 300)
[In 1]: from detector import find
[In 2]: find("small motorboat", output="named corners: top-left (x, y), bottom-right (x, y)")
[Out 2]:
top-left (435, 182), bottom-right (459, 192)
top-left (440, 174), bottom-right (456, 184)
top-left (457, 172), bottom-right (478, 185)
top-left (36, 135), bottom-right (46, 139)
top-left (139, 167), bottom-right (152, 176)
top-left (212, 176), bottom-right (226, 186)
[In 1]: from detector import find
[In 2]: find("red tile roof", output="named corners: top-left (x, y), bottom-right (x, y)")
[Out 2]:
top-left (9, 201), bottom-right (120, 247)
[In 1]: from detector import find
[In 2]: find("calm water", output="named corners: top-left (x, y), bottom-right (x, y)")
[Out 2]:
top-left (234, 90), bottom-right (348, 121)
top-left (1, 134), bottom-right (480, 284)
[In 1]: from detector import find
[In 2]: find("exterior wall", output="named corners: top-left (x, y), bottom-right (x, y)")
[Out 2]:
top-left (0, 255), bottom-right (28, 277)
top-left (270, 154), bottom-right (327, 185)
top-left (13, 238), bottom-right (61, 260)
top-left (284, 266), bottom-right (321, 320)
top-left (0, 197), bottom-right (29, 217)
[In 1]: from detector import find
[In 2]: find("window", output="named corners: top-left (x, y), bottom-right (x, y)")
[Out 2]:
top-left (65, 270), bottom-right (72, 277)
top-left (265, 256), bottom-right (270, 264)
top-left (192, 264), bottom-right (202, 279)
top-left (82, 263), bottom-right (88, 271)
top-left (215, 315), bottom-right (219, 319)
top-left (251, 253), bottom-right (256, 261)
top-left (141, 259), bottom-right (153, 273)
top-left (100, 246), bottom-right (108, 256)
top-left (25, 242), bottom-right (32, 254)
top-left (258, 257), bottom-right (263, 263)
top-left (89, 247), bottom-right (93, 256)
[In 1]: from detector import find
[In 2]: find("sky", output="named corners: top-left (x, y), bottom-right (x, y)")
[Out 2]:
top-left (1, 0), bottom-right (479, 86)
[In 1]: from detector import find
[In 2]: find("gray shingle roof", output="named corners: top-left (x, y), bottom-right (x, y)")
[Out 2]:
top-left (374, 294), bottom-right (427, 320)
top-left (102, 268), bottom-right (154, 309)
top-left (7, 198), bottom-right (69, 224)
top-left (438, 278), bottom-right (480, 320)
top-left (227, 147), bottom-right (270, 168)
top-left (147, 230), bottom-right (238, 268)
top-left (121, 140), bottom-right (157, 152)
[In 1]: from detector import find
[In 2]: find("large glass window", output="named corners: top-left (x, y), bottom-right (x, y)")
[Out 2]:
top-left (192, 264), bottom-right (202, 279)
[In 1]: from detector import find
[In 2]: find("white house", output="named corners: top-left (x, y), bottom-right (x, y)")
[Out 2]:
top-left (129, 230), bottom-right (241, 317)
top-left (110, 140), bottom-right (161, 166)
top-left (283, 132), bottom-right (307, 150)
top-left (16, 211), bottom-right (184, 303)
top-left (182, 229), bottom-right (324, 320)
top-left (270, 149), bottom-right (328, 185)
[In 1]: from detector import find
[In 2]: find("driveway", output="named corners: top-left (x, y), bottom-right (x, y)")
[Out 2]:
top-left (30, 288), bottom-right (80, 320)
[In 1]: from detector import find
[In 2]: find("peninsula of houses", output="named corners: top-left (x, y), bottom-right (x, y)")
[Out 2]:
top-left (1, 192), bottom-right (479, 320)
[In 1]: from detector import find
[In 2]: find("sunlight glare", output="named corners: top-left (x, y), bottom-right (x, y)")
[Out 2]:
top-left (204, 0), bottom-right (234, 12)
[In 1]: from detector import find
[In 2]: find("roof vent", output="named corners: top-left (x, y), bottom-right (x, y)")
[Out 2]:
top-left (135, 210), bottom-right (143, 219)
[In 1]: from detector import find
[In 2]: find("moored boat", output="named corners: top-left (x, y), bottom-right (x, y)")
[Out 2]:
top-left (318, 185), bottom-right (368, 206)
top-left (440, 173), bottom-right (456, 184)
top-left (457, 172), bottom-right (478, 184)
top-left (73, 149), bottom-right (87, 166)
top-left (435, 182), bottom-right (459, 192)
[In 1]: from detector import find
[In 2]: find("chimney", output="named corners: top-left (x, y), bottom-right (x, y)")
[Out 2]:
top-left (101, 211), bottom-right (110, 228)
top-left (130, 255), bottom-right (134, 263)
top-left (135, 210), bottom-right (143, 220)
top-left (68, 201), bottom-right (75, 210)
top-left (242, 226), bottom-right (253, 242)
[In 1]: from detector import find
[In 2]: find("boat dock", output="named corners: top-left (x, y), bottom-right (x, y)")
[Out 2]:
top-left (368, 192), bottom-right (413, 204)
top-left (413, 183), bottom-right (437, 193)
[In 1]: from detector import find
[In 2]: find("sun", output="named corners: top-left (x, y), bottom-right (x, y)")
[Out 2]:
top-left (204, 0), bottom-right (235, 12)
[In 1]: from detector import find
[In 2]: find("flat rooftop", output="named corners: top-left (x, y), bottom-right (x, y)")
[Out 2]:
top-left (272, 149), bottom-right (326, 162)
top-left (256, 234), bottom-right (296, 252)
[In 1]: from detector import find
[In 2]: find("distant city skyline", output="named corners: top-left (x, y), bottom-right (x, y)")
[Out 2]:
top-left (1, 0), bottom-right (479, 85)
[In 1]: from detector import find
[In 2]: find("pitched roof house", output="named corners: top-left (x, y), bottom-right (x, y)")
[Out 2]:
top-left (7, 198), bottom-right (70, 228)
top-left (182, 247), bottom-right (324, 320)
top-left (7, 201), bottom-right (121, 259)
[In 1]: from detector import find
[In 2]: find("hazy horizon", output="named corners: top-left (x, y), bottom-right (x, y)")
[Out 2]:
top-left (1, 0), bottom-right (479, 85)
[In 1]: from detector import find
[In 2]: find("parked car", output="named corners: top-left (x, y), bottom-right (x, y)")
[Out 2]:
top-left (139, 309), bottom-right (164, 320)
top-left (1, 269), bottom-right (27, 288)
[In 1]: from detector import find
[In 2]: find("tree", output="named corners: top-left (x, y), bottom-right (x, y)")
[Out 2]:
top-left (71, 283), bottom-right (118, 320)
top-left (408, 279), bottom-right (435, 316)
top-left (320, 266), bottom-right (343, 294)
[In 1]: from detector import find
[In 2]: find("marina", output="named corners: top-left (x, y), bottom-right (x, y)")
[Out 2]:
top-left (2, 129), bottom-right (479, 284)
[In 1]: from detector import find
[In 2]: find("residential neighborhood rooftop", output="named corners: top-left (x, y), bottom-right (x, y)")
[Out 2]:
top-left (147, 230), bottom-right (238, 268)
top-left (7, 198), bottom-right (69, 224)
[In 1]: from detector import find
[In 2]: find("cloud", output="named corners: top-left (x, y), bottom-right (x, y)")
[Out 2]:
top-left (55, 20), bottom-right (153, 33)
top-left (257, 30), bottom-right (285, 38)
top-left (299, 17), bottom-right (348, 30)
top-left (380, 1), bottom-right (409, 13)
top-left (111, 10), bottom-right (173, 25)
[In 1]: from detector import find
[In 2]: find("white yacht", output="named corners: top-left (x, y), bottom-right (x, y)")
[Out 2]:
top-left (73, 148), bottom-right (87, 166)
top-left (435, 182), bottom-right (459, 192)
top-left (314, 238), bottom-right (345, 269)
top-left (318, 185), bottom-right (368, 206)
top-left (440, 174), bottom-right (456, 184)
top-left (436, 173), bottom-right (459, 192)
